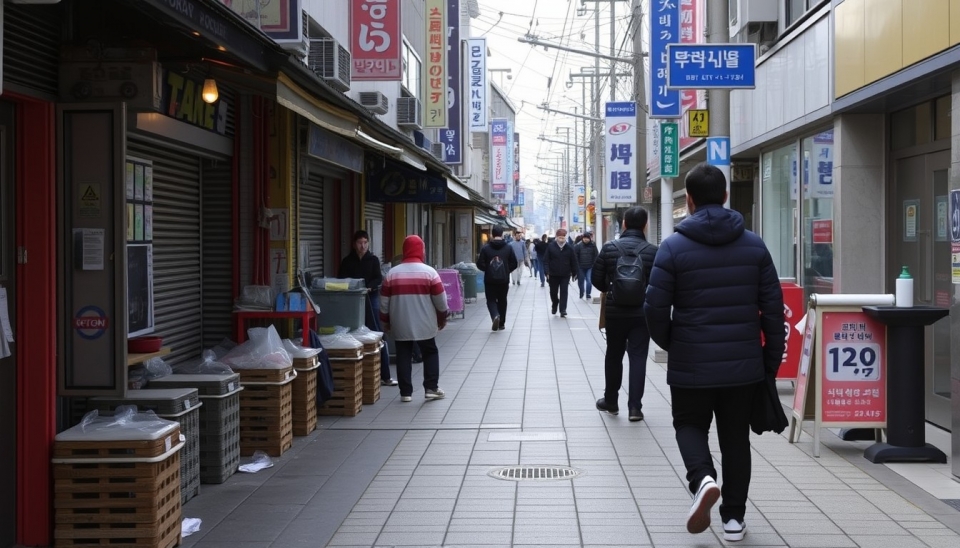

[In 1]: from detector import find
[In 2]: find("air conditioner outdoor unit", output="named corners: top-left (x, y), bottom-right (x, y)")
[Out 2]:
top-left (309, 38), bottom-right (351, 92)
top-left (281, 10), bottom-right (310, 59)
top-left (431, 142), bottom-right (445, 162)
top-left (396, 97), bottom-right (422, 129)
top-left (358, 91), bottom-right (389, 115)
top-left (730, 0), bottom-right (778, 40)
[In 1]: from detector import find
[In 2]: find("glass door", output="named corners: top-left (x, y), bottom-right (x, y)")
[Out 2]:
top-left (893, 150), bottom-right (952, 427)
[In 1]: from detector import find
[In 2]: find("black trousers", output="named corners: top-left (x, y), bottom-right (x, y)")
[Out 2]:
top-left (671, 383), bottom-right (758, 523)
top-left (395, 338), bottom-right (440, 397)
top-left (603, 316), bottom-right (650, 411)
top-left (484, 282), bottom-right (509, 324)
top-left (548, 275), bottom-right (570, 313)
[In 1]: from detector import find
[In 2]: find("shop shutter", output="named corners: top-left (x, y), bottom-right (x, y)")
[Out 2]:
top-left (363, 201), bottom-right (386, 261)
top-left (201, 158), bottom-right (234, 349)
top-left (3, 3), bottom-right (61, 96)
top-left (128, 139), bottom-right (202, 366)
top-left (300, 169), bottom-right (324, 278)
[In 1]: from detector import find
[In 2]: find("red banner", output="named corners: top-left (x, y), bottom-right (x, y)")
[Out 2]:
top-left (777, 282), bottom-right (804, 380)
top-left (350, 0), bottom-right (402, 81)
top-left (679, 0), bottom-right (700, 150)
top-left (812, 219), bottom-right (833, 244)
top-left (819, 311), bottom-right (887, 424)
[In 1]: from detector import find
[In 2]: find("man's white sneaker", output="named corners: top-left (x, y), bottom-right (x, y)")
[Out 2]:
top-left (686, 476), bottom-right (720, 534)
top-left (400, 395), bottom-right (412, 402)
top-left (723, 519), bottom-right (746, 541)
top-left (425, 388), bottom-right (445, 399)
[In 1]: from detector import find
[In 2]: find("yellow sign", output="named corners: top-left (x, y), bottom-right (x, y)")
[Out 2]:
top-left (688, 109), bottom-right (709, 138)
top-left (424, 0), bottom-right (447, 128)
top-left (79, 183), bottom-right (101, 218)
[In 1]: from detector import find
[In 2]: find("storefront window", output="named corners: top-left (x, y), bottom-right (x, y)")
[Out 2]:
top-left (402, 39), bottom-right (421, 100)
top-left (761, 143), bottom-right (797, 280)
top-left (801, 129), bottom-right (834, 299)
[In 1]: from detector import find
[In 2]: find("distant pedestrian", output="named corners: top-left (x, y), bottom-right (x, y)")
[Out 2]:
top-left (644, 163), bottom-right (785, 542)
top-left (380, 235), bottom-right (450, 402)
top-left (533, 234), bottom-right (549, 287)
top-left (508, 233), bottom-right (526, 286)
top-left (476, 226), bottom-right (518, 331)
top-left (543, 228), bottom-right (578, 317)
top-left (526, 239), bottom-right (535, 277)
top-left (338, 230), bottom-right (396, 387)
top-left (592, 207), bottom-right (658, 421)
top-left (574, 232), bottom-right (599, 300)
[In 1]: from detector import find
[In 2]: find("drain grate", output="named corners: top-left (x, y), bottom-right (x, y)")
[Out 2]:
top-left (488, 466), bottom-right (582, 481)
top-left (943, 499), bottom-right (960, 512)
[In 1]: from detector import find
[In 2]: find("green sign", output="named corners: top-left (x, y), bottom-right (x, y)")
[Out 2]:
top-left (660, 122), bottom-right (679, 178)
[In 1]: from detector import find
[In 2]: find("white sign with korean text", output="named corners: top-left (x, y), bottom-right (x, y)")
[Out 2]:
top-left (604, 102), bottom-right (637, 204)
top-left (467, 38), bottom-right (487, 131)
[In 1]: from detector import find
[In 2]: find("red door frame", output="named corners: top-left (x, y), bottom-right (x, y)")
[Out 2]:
top-left (11, 93), bottom-right (56, 545)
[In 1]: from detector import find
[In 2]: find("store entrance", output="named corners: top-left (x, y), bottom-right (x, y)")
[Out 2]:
top-left (892, 150), bottom-right (951, 429)
top-left (0, 101), bottom-right (17, 546)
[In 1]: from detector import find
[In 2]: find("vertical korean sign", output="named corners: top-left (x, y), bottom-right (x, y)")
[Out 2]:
top-left (490, 119), bottom-right (508, 198)
top-left (425, 0), bottom-right (446, 127)
top-left (650, 0), bottom-right (681, 118)
top-left (351, 0), bottom-right (402, 81)
top-left (439, 0), bottom-right (462, 163)
top-left (468, 38), bottom-right (487, 131)
top-left (505, 121), bottom-right (515, 202)
top-left (605, 102), bottom-right (637, 204)
top-left (513, 132), bottom-right (520, 204)
top-left (660, 122), bottom-right (679, 178)
top-left (678, 0), bottom-right (701, 149)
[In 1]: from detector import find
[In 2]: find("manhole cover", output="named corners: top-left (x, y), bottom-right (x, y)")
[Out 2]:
top-left (488, 466), bottom-right (582, 481)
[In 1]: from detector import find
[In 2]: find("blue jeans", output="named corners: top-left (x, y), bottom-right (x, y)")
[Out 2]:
top-left (536, 255), bottom-right (546, 284)
top-left (367, 292), bottom-right (392, 381)
top-left (578, 267), bottom-right (593, 297)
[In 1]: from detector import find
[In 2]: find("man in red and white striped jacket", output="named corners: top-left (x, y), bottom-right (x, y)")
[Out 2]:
top-left (380, 235), bottom-right (449, 402)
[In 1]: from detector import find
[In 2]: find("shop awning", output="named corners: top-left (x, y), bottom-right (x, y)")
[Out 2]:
top-left (474, 212), bottom-right (502, 226)
top-left (277, 73), bottom-right (358, 138)
top-left (445, 177), bottom-right (470, 200)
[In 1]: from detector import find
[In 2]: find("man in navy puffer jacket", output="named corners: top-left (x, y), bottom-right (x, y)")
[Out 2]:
top-left (644, 163), bottom-right (784, 543)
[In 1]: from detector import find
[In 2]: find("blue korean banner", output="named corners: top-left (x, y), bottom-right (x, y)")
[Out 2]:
top-left (439, 0), bottom-right (462, 164)
top-left (666, 43), bottom-right (757, 89)
top-left (365, 155), bottom-right (447, 203)
top-left (650, 0), bottom-right (681, 118)
top-left (604, 102), bottom-right (637, 203)
top-left (468, 38), bottom-right (487, 131)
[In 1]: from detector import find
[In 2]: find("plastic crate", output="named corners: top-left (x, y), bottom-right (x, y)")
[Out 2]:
top-left (239, 379), bottom-right (294, 457)
top-left (148, 374), bottom-right (242, 485)
top-left (310, 288), bottom-right (367, 330)
top-left (88, 389), bottom-right (202, 505)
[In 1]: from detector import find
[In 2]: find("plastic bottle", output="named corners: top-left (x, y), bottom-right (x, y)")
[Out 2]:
top-left (895, 265), bottom-right (913, 308)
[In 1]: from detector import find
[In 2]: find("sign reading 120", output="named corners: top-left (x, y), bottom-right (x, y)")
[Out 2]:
top-left (825, 343), bottom-right (880, 381)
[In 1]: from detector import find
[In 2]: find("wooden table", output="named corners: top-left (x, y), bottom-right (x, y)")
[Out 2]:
top-left (127, 346), bottom-right (172, 368)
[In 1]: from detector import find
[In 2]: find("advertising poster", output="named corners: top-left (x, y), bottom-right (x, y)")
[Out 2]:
top-left (424, 0), bottom-right (447, 127)
top-left (819, 311), bottom-right (887, 425)
top-left (439, 0), bottom-right (462, 163)
top-left (604, 102), bottom-right (638, 203)
top-left (490, 119), bottom-right (509, 198)
top-left (351, 0), bottom-right (402, 81)
top-left (467, 38), bottom-right (487, 131)
top-left (220, 0), bottom-right (302, 42)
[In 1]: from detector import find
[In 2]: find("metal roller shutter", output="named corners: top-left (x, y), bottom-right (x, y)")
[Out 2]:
top-left (201, 158), bottom-right (234, 348)
top-left (363, 201), bottom-right (385, 262)
top-left (128, 139), bottom-right (202, 366)
top-left (300, 169), bottom-right (324, 278)
top-left (3, 3), bottom-right (61, 96)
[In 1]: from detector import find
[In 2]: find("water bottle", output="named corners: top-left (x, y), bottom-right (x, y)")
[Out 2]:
top-left (895, 265), bottom-right (913, 308)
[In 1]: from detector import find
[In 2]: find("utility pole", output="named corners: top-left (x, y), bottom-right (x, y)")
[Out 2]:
top-left (707, 0), bottom-right (731, 206)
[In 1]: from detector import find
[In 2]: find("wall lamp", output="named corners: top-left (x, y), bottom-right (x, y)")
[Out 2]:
top-left (202, 78), bottom-right (219, 104)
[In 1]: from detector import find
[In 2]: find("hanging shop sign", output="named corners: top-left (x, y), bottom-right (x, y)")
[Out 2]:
top-left (660, 122), bottom-right (679, 178)
top-left (605, 102), bottom-right (638, 203)
top-left (365, 155), bottom-right (447, 203)
top-left (512, 132), bottom-right (520, 204)
top-left (649, 0), bottom-right (681, 118)
top-left (687, 109), bottom-right (708, 138)
top-left (490, 119), bottom-right (509, 198)
top-left (424, 0), bottom-right (447, 127)
top-left (467, 37), bottom-right (487, 131)
top-left (666, 43), bottom-right (757, 89)
top-left (351, 0), bottom-right (402, 81)
top-left (438, 0), bottom-right (462, 163)
top-left (220, 0), bottom-right (302, 43)
top-left (161, 71), bottom-right (227, 134)
top-left (307, 123), bottom-right (364, 173)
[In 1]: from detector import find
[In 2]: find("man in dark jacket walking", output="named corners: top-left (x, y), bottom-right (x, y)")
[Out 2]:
top-left (592, 207), bottom-right (657, 422)
top-left (543, 228), bottom-right (578, 317)
top-left (574, 232), bottom-right (600, 299)
top-left (476, 226), bottom-right (518, 331)
top-left (533, 234), bottom-right (549, 287)
top-left (339, 230), bottom-right (397, 386)
top-left (644, 163), bottom-right (784, 543)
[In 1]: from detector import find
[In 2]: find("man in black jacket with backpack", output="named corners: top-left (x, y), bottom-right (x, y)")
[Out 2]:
top-left (592, 206), bottom-right (658, 422)
top-left (477, 226), bottom-right (518, 331)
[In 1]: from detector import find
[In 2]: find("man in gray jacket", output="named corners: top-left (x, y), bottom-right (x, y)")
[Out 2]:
top-left (507, 233), bottom-right (527, 286)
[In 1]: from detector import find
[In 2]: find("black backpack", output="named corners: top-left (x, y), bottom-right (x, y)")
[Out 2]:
top-left (609, 240), bottom-right (648, 306)
top-left (487, 250), bottom-right (509, 283)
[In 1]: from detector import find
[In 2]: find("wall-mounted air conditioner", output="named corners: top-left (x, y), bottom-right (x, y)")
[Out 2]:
top-left (281, 10), bottom-right (310, 59)
top-left (309, 38), bottom-right (351, 92)
top-left (396, 97), bottom-right (422, 129)
top-left (358, 91), bottom-right (389, 115)
top-left (431, 142), bottom-right (445, 162)
top-left (729, 0), bottom-right (778, 43)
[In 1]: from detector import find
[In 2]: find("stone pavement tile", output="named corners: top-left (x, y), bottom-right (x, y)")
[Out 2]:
top-left (197, 503), bottom-right (301, 543)
top-left (847, 535), bottom-right (932, 548)
top-left (511, 532), bottom-right (583, 545)
top-left (413, 464), bottom-right (468, 476)
top-left (447, 522), bottom-right (514, 533)
top-left (765, 519), bottom-right (844, 535)
top-left (350, 500), bottom-right (398, 512)
top-left (469, 450), bottom-right (520, 465)
top-left (392, 497), bottom-right (457, 511)
top-left (648, 531), bottom-right (721, 545)
top-left (385, 511), bottom-right (453, 526)
top-left (311, 531), bottom-right (381, 546)
top-left (832, 520), bottom-right (910, 535)
top-left (443, 531), bottom-right (514, 544)
top-left (775, 534), bottom-right (858, 547)
top-left (374, 530), bottom-right (446, 546)
top-left (380, 524), bottom-right (449, 533)
top-left (578, 525), bottom-right (650, 545)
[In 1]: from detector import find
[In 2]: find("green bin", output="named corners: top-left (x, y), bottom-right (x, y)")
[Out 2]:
top-left (457, 269), bottom-right (478, 302)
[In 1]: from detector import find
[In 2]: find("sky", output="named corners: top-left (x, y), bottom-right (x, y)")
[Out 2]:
top-left (470, 0), bottom-right (643, 208)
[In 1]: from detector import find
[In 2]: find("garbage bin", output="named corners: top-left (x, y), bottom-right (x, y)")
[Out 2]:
top-left (455, 267), bottom-right (478, 302)
top-left (309, 278), bottom-right (367, 331)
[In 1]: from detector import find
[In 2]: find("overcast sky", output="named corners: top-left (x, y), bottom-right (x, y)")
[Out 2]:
top-left (471, 0), bottom-right (643, 202)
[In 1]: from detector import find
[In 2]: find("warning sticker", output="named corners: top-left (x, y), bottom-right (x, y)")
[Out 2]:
top-left (79, 183), bottom-right (101, 218)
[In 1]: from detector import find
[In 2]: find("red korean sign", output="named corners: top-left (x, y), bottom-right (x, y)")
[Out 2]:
top-left (351, 0), bottom-right (402, 81)
top-left (819, 311), bottom-right (887, 425)
top-left (678, 0), bottom-right (701, 150)
top-left (776, 282), bottom-right (804, 380)
top-left (812, 219), bottom-right (833, 244)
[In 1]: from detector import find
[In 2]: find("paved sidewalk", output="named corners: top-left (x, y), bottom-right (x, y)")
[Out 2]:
top-left (181, 279), bottom-right (960, 547)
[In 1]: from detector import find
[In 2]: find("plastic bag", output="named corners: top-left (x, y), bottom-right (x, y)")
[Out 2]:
top-left (348, 326), bottom-right (383, 345)
top-left (142, 357), bottom-right (172, 380)
top-left (234, 285), bottom-right (275, 311)
top-left (172, 350), bottom-right (235, 375)
top-left (282, 339), bottom-right (323, 359)
top-left (317, 332), bottom-right (363, 352)
top-left (238, 450), bottom-right (274, 473)
top-left (75, 405), bottom-right (175, 436)
top-left (220, 325), bottom-right (293, 369)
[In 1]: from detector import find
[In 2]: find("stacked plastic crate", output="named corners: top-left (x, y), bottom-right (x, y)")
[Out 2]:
top-left (236, 366), bottom-right (295, 456)
top-left (318, 333), bottom-right (364, 416)
top-left (88, 388), bottom-right (202, 505)
top-left (291, 352), bottom-right (320, 436)
top-left (52, 411), bottom-right (183, 548)
top-left (350, 328), bottom-right (383, 405)
top-left (148, 373), bottom-right (242, 484)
